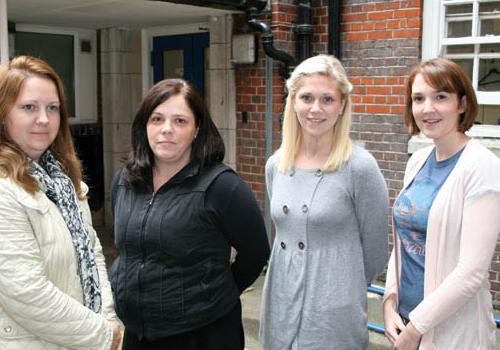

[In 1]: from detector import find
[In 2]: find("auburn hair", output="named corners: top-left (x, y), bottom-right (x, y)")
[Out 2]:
top-left (0, 56), bottom-right (84, 197)
top-left (404, 57), bottom-right (478, 135)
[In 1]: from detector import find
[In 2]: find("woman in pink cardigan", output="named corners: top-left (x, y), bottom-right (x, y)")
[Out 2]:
top-left (383, 57), bottom-right (500, 349)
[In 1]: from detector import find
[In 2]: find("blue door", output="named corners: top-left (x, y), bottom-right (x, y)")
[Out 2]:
top-left (152, 32), bottom-right (209, 92)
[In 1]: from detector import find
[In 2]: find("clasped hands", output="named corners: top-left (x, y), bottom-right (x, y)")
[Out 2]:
top-left (383, 296), bottom-right (422, 350)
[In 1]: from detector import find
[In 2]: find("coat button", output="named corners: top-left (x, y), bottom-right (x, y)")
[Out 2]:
top-left (298, 242), bottom-right (305, 250)
top-left (283, 205), bottom-right (289, 214)
top-left (301, 204), bottom-right (308, 213)
top-left (315, 169), bottom-right (323, 177)
top-left (4, 325), bottom-right (12, 333)
top-left (280, 242), bottom-right (286, 249)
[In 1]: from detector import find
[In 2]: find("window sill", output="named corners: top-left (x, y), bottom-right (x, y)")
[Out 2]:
top-left (408, 125), bottom-right (500, 157)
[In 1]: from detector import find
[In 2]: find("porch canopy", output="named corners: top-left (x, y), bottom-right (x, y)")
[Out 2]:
top-left (0, 0), bottom-right (241, 63)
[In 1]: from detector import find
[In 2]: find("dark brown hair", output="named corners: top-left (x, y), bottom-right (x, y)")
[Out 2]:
top-left (124, 79), bottom-right (225, 185)
top-left (404, 57), bottom-right (478, 135)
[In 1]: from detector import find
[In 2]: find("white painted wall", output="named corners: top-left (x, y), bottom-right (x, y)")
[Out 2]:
top-left (0, 0), bottom-right (8, 64)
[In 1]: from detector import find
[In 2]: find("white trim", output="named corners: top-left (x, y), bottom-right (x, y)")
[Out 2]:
top-left (14, 24), bottom-right (98, 124)
top-left (442, 0), bottom-right (474, 4)
top-left (0, 0), bottom-right (8, 64)
top-left (443, 36), bottom-right (500, 45)
top-left (422, 0), bottom-right (442, 60)
top-left (478, 91), bottom-right (500, 104)
top-left (408, 125), bottom-right (500, 156)
top-left (16, 24), bottom-right (81, 121)
top-left (141, 22), bottom-right (209, 96)
top-left (467, 124), bottom-right (500, 138)
top-left (423, 0), bottom-right (500, 108)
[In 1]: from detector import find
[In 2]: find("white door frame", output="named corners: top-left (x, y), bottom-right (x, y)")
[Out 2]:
top-left (141, 22), bottom-right (209, 96)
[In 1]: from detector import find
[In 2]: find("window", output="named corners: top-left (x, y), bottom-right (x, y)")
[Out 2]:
top-left (423, 0), bottom-right (500, 125)
top-left (15, 31), bottom-right (76, 117)
top-left (12, 24), bottom-right (97, 124)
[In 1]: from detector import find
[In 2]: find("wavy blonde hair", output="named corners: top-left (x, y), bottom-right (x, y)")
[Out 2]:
top-left (0, 56), bottom-right (84, 197)
top-left (277, 54), bottom-right (353, 172)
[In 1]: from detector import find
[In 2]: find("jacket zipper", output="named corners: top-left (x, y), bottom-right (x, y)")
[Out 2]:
top-left (137, 191), bottom-right (156, 336)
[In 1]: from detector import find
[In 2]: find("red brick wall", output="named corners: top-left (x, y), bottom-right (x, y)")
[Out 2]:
top-left (234, 61), bottom-right (270, 209)
top-left (236, 0), bottom-right (422, 210)
top-left (341, 0), bottom-right (422, 208)
top-left (234, 0), bottom-right (500, 303)
top-left (235, 2), bottom-right (295, 209)
top-left (343, 0), bottom-right (500, 304)
top-left (312, 0), bottom-right (329, 53)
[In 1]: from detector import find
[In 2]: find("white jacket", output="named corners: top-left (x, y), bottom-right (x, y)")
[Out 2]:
top-left (385, 139), bottom-right (500, 349)
top-left (0, 177), bottom-right (118, 350)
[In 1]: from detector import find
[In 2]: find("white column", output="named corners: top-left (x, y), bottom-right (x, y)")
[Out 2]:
top-left (0, 0), bottom-right (8, 64)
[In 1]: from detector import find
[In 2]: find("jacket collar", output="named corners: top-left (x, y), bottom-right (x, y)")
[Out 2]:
top-left (0, 177), bottom-right (50, 213)
top-left (149, 162), bottom-right (201, 193)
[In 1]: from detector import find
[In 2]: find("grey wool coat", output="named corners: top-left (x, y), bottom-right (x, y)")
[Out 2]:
top-left (259, 146), bottom-right (389, 350)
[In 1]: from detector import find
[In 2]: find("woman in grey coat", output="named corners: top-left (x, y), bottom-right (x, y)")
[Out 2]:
top-left (259, 54), bottom-right (389, 350)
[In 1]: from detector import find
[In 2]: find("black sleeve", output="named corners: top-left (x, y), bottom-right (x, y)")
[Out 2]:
top-left (110, 168), bottom-right (123, 218)
top-left (206, 171), bottom-right (270, 293)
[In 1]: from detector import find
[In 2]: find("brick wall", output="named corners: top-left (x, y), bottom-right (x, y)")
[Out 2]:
top-left (234, 60), bottom-right (270, 209)
top-left (234, 0), bottom-right (500, 303)
top-left (312, 0), bottom-right (329, 54)
top-left (234, 2), bottom-right (295, 210)
top-left (341, 0), bottom-right (500, 303)
top-left (236, 0), bottom-right (421, 210)
top-left (341, 0), bottom-right (421, 210)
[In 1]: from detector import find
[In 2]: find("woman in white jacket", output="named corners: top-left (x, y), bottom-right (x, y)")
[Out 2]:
top-left (383, 57), bottom-right (500, 349)
top-left (0, 56), bottom-right (121, 350)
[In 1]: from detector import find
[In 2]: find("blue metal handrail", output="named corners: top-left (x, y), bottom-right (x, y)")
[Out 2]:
top-left (366, 283), bottom-right (500, 334)
top-left (367, 284), bottom-right (386, 334)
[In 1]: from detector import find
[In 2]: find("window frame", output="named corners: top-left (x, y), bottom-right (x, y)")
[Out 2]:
top-left (15, 24), bottom-right (80, 120)
top-left (422, 0), bottom-right (500, 105)
top-left (14, 24), bottom-right (97, 124)
top-left (413, 0), bottom-right (500, 153)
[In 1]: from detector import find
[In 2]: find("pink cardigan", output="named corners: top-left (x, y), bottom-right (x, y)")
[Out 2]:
top-left (384, 139), bottom-right (500, 349)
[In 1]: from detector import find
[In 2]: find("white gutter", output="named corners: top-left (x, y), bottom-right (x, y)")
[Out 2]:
top-left (0, 0), bottom-right (8, 64)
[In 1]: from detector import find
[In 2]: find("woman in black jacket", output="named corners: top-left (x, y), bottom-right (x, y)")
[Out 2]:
top-left (110, 79), bottom-right (269, 350)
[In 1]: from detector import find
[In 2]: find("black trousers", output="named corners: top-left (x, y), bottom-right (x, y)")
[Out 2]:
top-left (122, 300), bottom-right (245, 350)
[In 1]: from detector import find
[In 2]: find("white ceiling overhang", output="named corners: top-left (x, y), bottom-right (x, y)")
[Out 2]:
top-left (7, 0), bottom-right (239, 29)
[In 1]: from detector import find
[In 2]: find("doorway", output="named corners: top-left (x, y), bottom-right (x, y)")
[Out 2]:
top-left (152, 32), bottom-right (209, 92)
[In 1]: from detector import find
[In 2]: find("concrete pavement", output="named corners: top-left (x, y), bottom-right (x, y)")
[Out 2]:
top-left (98, 228), bottom-right (500, 349)
top-left (240, 275), bottom-right (392, 350)
top-left (242, 274), bottom-right (500, 350)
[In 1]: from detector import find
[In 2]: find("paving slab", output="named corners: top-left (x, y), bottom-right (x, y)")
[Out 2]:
top-left (241, 276), bottom-right (392, 350)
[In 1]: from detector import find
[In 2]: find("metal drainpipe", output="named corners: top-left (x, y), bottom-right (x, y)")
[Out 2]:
top-left (247, 8), bottom-right (296, 78)
top-left (294, 0), bottom-right (314, 63)
top-left (328, 0), bottom-right (341, 58)
top-left (245, 2), bottom-right (293, 241)
top-left (264, 55), bottom-right (273, 245)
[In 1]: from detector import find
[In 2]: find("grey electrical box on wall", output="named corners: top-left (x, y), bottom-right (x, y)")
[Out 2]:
top-left (232, 34), bottom-right (256, 64)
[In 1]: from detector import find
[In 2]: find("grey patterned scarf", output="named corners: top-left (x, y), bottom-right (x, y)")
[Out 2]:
top-left (30, 151), bottom-right (101, 313)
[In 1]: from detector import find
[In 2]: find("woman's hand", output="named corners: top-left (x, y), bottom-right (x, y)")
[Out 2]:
top-left (394, 322), bottom-right (421, 350)
top-left (383, 296), bottom-right (405, 344)
top-left (109, 322), bottom-right (122, 350)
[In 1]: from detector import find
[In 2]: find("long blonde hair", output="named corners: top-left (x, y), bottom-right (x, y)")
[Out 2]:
top-left (277, 54), bottom-right (353, 172)
top-left (0, 56), bottom-right (84, 197)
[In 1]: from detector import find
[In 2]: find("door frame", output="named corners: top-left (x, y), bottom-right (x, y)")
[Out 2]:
top-left (152, 32), bottom-right (209, 91)
top-left (141, 23), bottom-right (209, 96)
top-left (141, 18), bottom-right (237, 169)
